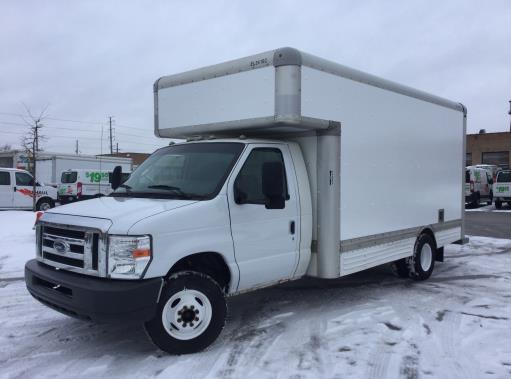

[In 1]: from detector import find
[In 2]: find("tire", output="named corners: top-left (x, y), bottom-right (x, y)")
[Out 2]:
top-left (472, 193), bottom-right (480, 208)
top-left (36, 198), bottom-right (54, 211)
top-left (144, 271), bottom-right (226, 355)
top-left (390, 259), bottom-right (409, 278)
top-left (495, 200), bottom-right (502, 209)
top-left (406, 233), bottom-right (436, 281)
top-left (487, 192), bottom-right (493, 205)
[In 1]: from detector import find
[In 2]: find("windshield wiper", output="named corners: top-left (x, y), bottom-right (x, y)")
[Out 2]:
top-left (146, 185), bottom-right (206, 200)
top-left (119, 184), bottom-right (132, 190)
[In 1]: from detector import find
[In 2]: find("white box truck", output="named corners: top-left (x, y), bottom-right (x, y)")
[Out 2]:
top-left (0, 150), bottom-right (132, 187)
top-left (25, 48), bottom-right (466, 354)
top-left (58, 169), bottom-right (132, 203)
top-left (36, 153), bottom-right (132, 186)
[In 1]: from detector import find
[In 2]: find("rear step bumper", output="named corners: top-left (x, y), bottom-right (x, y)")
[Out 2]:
top-left (25, 259), bottom-right (162, 322)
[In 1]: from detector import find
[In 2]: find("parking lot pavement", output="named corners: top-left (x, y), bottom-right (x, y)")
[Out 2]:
top-left (465, 205), bottom-right (511, 239)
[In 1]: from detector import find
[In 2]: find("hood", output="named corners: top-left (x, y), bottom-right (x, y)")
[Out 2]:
top-left (47, 196), bottom-right (197, 229)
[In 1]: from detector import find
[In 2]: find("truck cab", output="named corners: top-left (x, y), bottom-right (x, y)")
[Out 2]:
top-left (0, 168), bottom-right (57, 210)
top-left (26, 139), bottom-right (311, 353)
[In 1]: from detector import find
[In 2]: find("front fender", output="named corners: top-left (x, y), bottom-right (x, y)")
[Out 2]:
top-left (128, 196), bottom-right (240, 293)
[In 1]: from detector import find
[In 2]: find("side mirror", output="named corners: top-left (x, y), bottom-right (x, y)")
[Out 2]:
top-left (111, 166), bottom-right (122, 190)
top-left (262, 161), bottom-right (285, 209)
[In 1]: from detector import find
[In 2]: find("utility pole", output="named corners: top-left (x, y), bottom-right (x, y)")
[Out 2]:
top-left (116, 142), bottom-right (119, 154)
top-left (109, 116), bottom-right (114, 154)
top-left (508, 100), bottom-right (510, 132)
top-left (75, 140), bottom-right (79, 155)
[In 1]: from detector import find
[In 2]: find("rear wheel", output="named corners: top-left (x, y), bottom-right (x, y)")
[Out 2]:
top-left (472, 193), bottom-right (480, 208)
top-left (406, 233), bottom-right (436, 281)
top-left (144, 271), bottom-right (226, 355)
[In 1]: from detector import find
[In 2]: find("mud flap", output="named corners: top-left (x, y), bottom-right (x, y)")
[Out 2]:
top-left (435, 247), bottom-right (444, 262)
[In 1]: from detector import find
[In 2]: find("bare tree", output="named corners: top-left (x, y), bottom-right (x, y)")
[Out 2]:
top-left (0, 143), bottom-right (12, 151)
top-left (20, 104), bottom-right (48, 211)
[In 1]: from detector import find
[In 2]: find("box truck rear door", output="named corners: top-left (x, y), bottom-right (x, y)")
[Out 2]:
top-left (228, 144), bottom-right (300, 291)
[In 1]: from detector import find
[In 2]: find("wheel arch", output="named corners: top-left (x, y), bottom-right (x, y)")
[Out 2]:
top-left (417, 226), bottom-right (443, 262)
top-left (36, 196), bottom-right (55, 208)
top-left (166, 251), bottom-right (233, 294)
top-left (417, 227), bottom-right (437, 249)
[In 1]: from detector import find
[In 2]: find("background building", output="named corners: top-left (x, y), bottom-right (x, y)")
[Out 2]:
top-left (466, 131), bottom-right (511, 169)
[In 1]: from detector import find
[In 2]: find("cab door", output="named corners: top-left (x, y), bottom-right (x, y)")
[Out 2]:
top-left (227, 144), bottom-right (300, 291)
top-left (0, 171), bottom-right (13, 208)
top-left (13, 171), bottom-right (35, 208)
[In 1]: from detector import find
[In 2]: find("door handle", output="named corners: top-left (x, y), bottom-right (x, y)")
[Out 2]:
top-left (290, 220), bottom-right (295, 235)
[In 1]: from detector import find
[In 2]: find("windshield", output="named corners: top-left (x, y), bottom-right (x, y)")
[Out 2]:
top-left (61, 171), bottom-right (77, 183)
top-left (496, 171), bottom-right (511, 183)
top-left (111, 142), bottom-right (244, 199)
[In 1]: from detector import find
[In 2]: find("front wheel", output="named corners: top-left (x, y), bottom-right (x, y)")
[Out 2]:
top-left (495, 200), bottom-right (502, 209)
top-left (144, 271), bottom-right (226, 355)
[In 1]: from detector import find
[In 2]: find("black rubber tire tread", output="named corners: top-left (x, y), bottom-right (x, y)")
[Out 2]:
top-left (406, 233), bottom-right (436, 281)
top-left (495, 200), bottom-right (502, 209)
top-left (390, 259), bottom-right (409, 278)
top-left (144, 271), bottom-right (226, 355)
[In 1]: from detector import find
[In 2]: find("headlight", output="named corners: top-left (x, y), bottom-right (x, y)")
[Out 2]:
top-left (108, 235), bottom-right (151, 279)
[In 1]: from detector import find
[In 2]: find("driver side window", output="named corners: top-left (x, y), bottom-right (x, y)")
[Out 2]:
top-left (15, 172), bottom-right (34, 186)
top-left (234, 148), bottom-right (288, 206)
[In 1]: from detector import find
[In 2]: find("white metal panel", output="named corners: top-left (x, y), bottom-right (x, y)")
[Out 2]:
top-left (157, 67), bottom-right (275, 130)
top-left (435, 227), bottom-right (462, 247)
top-left (340, 237), bottom-right (415, 276)
top-left (302, 67), bottom-right (463, 241)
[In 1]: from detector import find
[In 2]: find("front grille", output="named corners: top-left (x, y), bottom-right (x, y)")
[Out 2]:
top-left (38, 223), bottom-right (104, 276)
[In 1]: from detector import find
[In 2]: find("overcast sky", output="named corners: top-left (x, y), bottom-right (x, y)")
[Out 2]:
top-left (1, 0), bottom-right (510, 155)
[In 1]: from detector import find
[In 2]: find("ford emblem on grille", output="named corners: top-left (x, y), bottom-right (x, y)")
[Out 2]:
top-left (53, 240), bottom-right (70, 254)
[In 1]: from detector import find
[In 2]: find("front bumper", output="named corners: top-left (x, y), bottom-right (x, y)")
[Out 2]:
top-left (25, 259), bottom-right (162, 322)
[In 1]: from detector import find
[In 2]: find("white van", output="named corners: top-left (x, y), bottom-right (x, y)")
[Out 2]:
top-left (474, 164), bottom-right (500, 182)
top-left (0, 168), bottom-right (57, 211)
top-left (465, 166), bottom-right (492, 206)
top-left (26, 48), bottom-right (466, 355)
top-left (494, 170), bottom-right (511, 209)
top-left (58, 169), bottom-right (130, 203)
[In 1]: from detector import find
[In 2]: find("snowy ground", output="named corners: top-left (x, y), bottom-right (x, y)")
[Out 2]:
top-left (1, 211), bottom-right (511, 378)
top-left (466, 203), bottom-right (511, 213)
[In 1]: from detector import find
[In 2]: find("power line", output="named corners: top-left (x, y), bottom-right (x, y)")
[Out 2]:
top-left (0, 111), bottom-right (150, 131)
top-left (0, 121), bottom-right (160, 141)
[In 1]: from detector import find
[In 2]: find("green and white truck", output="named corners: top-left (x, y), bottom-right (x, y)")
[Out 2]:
top-left (58, 169), bottom-right (131, 203)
